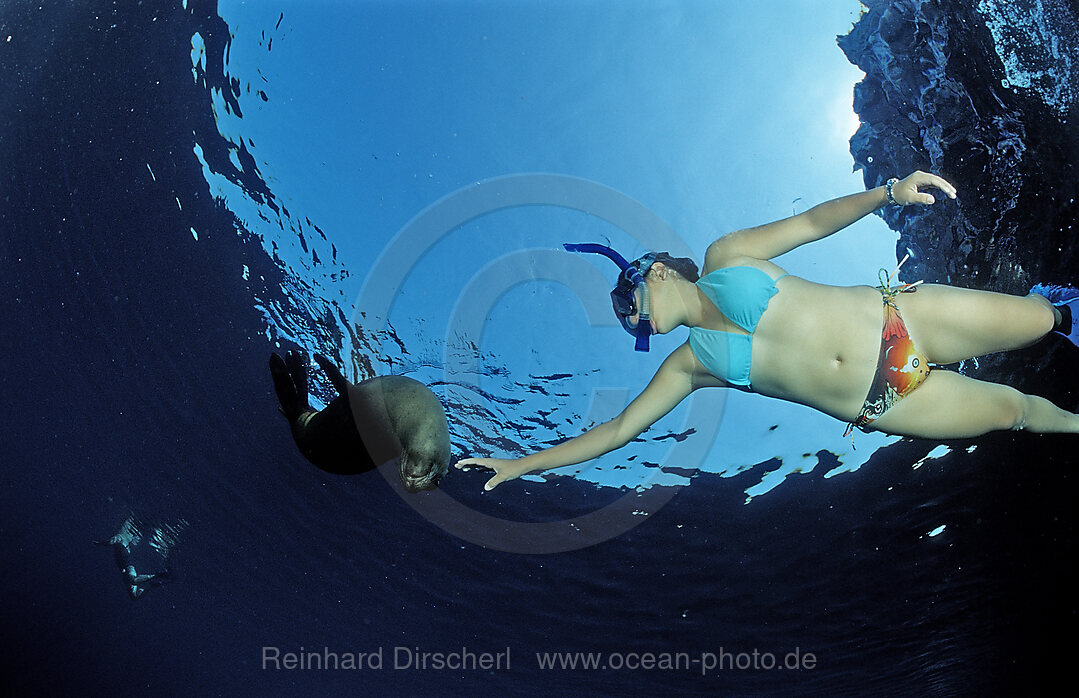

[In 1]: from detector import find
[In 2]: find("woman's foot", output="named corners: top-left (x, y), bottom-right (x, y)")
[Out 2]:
top-left (1030, 283), bottom-right (1079, 346)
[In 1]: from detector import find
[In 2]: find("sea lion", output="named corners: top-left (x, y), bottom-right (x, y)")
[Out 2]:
top-left (269, 351), bottom-right (450, 492)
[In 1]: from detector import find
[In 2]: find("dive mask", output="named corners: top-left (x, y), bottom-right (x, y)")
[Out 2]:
top-left (563, 243), bottom-right (655, 352)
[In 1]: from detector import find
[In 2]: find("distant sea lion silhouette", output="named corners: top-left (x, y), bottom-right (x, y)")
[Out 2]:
top-left (269, 351), bottom-right (450, 492)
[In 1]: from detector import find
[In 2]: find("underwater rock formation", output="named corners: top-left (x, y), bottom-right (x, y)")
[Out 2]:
top-left (839, 0), bottom-right (1079, 381)
top-left (839, 0), bottom-right (1078, 296)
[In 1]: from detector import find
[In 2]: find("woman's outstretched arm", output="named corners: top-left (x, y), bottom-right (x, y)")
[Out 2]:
top-left (456, 344), bottom-right (702, 491)
top-left (706, 171), bottom-right (957, 265)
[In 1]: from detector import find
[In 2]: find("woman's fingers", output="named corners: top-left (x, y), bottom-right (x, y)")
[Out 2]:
top-left (456, 458), bottom-right (490, 471)
top-left (484, 473), bottom-right (505, 491)
top-left (900, 171), bottom-right (958, 205)
top-left (933, 174), bottom-right (958, 199)
top-left (456, 457), bottom-right (522, 491)
top-left (918, 171), bottom-right (957, 199)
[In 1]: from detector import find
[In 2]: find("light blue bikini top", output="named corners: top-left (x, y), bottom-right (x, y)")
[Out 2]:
top-left (688, 266), bottom-right (787, 390)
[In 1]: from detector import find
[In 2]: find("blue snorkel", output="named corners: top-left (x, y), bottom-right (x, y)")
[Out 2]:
top-left (563, 243), bottom-right (655, 352)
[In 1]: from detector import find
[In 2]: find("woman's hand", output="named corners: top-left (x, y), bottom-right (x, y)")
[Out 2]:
top-left (455, 457), bottom-right (536, 491)
top-left (894, 171), bottom-right (958, 205)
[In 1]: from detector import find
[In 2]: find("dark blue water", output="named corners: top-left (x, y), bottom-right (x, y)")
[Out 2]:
top-left (2, 1), bottom-right (1076, 695)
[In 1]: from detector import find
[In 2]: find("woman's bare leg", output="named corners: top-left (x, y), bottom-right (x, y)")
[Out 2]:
top-left (870, 370), bottom-right (1079, 438)
top-left (894, 284), bottom-right (1057, 365)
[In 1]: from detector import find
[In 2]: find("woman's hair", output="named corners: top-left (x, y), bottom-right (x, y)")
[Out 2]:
top-left (649, 252), bottom-right (700, 282)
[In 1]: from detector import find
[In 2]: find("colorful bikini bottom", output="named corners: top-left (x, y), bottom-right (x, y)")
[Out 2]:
top-left (844, 272), bottom-right (931, 437)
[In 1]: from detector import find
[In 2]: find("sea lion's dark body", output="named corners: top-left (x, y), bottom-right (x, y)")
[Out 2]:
top-left (270, 352), bottom-right (450, 492)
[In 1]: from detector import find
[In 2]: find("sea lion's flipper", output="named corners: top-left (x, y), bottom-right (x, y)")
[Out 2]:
top-left (292, 392), bottom-right (374, 474)
top-left (313, 353), bottom-right (350, 395)
top-left (268, 351), bottom-right (374, 475)
top-left (284, 350), bottom-right (309, 402)
top-left (269, 351), bottom-right (310, 421)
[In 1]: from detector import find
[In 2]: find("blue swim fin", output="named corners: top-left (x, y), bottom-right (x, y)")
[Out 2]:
top-left (1030, 283), bottom-right (1079, 347)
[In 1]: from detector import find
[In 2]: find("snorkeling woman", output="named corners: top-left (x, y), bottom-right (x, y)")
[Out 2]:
top-left (458, 171), bottom-right (1079, 491)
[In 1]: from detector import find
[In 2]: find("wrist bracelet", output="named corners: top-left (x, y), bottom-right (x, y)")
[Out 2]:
top-left (885, 178), bottom-right (901, 207)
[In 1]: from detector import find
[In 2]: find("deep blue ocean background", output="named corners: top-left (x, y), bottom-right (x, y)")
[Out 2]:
top-left (2, 1), bottom-right (1076, 695)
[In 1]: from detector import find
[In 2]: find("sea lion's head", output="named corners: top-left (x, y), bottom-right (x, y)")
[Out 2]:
top-left (399, 447), bottom-right (449, 493)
